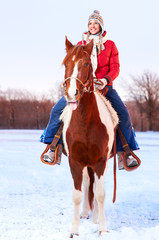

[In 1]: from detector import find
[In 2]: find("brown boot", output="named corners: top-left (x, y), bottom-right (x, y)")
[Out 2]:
top-left (117, 152), bottom-right (138, 170)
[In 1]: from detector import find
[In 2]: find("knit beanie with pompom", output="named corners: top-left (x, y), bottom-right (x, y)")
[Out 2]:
top-left (88, 10), bottom-right (104, 33)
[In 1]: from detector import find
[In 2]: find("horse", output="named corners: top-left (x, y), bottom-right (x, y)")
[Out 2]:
top-left (60, 37), bottom-right (119, 237)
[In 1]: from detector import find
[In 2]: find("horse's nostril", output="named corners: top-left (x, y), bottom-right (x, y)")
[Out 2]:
top-left (75, 90), bottom-right (78, 96)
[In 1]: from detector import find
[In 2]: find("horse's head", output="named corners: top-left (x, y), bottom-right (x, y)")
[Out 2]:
top-left (62, 37), bottom-right (94, 110)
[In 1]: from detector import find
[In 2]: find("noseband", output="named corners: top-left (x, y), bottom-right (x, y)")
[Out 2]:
top-left (62, 76), bottom-right (90, 90)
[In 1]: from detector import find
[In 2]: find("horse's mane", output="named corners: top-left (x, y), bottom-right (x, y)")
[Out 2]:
top-left (62, 45), bottom-right (84, 65)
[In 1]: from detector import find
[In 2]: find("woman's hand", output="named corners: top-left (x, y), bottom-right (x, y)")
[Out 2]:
top-left (94, 78), bottom-right (108, 90)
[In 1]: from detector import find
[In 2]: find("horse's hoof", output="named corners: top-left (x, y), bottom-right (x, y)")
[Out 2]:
top-left (69, 233), bottom-right (79, 238)
top-left (80, 215), bottom-right (89, 219)
top-left (92, 219), bottom-right (99, 224)
top-left (98, 230), bottom-right (109, 236)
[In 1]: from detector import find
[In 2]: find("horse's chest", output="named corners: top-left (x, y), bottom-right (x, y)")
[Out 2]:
top-left (66, 111), bottom-right (108, 153)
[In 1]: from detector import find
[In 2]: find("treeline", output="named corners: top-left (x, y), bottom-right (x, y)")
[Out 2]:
top-left (0, 89), bottom-right (55, 129)
top-left (0, 71), bottom-right (159, 131)
top-left (126, 101), bottom-right (159, 131)
top-left (0, 91), bottom-right (158, 131)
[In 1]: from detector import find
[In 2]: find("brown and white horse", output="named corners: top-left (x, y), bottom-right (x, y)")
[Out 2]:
top-left (60, 37), bottom-right (118, 237)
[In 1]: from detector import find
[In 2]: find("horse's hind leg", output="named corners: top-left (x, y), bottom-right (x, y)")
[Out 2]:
top-left (92, 182), bottom-right (99, 223)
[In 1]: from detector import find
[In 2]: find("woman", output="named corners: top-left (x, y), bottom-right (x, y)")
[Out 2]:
top-left (40, 10), bottom-right (139, 170)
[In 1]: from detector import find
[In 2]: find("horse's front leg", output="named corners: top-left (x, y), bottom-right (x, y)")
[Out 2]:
top-left (94, 173), bottom-right (107, 234)
top-left (69, 165), bottom-right (83, 238)
top-left (80, 167), bottom-right (90, 219)
top-left (70, 187), bottom-right (82, 237)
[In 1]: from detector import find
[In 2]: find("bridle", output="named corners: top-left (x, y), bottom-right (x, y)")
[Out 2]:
top-left (62, 50), bottom-right (94, 94)
top-left (62, 77), bottom-right (105, 94)
top-left (62, 76), bottom-right (91, 93)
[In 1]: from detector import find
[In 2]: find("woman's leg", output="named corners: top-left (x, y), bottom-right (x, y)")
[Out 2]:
top-left (105, 87), bottom-right (139, 152)
top-left (40, 96), bottom-right (67, 144)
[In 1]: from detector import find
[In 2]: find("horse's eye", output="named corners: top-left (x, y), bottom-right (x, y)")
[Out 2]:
top-left (85, 63), bottom-right (89, 67)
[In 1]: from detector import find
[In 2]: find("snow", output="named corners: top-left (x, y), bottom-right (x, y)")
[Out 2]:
top-left (0, 130), bottom-right (159, 240)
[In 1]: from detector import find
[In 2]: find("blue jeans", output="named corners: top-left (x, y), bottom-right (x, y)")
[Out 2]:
top-left (40, 96), bottom-right (66, 145)
top-left (40, 86), bottom-right (139, 152)
top-left (106, 86), bottom-right (139, 151)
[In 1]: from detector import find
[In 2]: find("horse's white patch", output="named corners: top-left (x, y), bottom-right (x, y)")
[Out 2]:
top-left (59, 105), bottom-right (72, 156)
top-left (94, 92), bottom-right (117, 156)
top-left (96, 92), bottom-right (119, 128)
top-left (81, 167), bottom-right (90, 218)
top-left (68, 62), bottom-right (78, 100)
top-left (72, 188), bottom-right (82, 204)
top-left (72, 55), bottom-right (75, 61)
top-left (93, 173), bottom-right (107, 232)
top-left (71, 188), bottom-right (82, 234)
top-left (60, 61), bottom-right (79, 153)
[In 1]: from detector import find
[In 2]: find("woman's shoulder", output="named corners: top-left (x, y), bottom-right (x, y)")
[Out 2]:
top-left (105, 39), bottom-right (115, 45)
top-left (104, 39), bottom-right (118, 50)
top-left (102, 31), bottom-right (115, 44)
top-left (77, 40), bottom-right (83, 45)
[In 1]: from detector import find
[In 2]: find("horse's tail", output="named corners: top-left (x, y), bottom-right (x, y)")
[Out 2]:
top-left (87, 167), bottom-right (94, 210)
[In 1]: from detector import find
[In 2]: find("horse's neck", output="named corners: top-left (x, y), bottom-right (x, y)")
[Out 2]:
top-left (79, 92), bottom-right (96, 112)
top-left (80, 92), bottom-right (119, 128)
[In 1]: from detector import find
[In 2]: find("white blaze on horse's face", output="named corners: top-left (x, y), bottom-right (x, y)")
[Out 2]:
top-left (68, 61), bottom-right (78, 101)
top-left (67, 60), bottom-right (79, 111)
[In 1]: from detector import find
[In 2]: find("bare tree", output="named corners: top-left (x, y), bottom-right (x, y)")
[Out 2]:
top-left (48, 82), bottom-right (64, 102)
top-left (0, 88), bottom-right (55, 129)
top-left (128, 71), bottom-right (159, 131)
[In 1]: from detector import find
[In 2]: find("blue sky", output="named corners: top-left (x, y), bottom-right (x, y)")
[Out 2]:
top-left (0, 0), bottom-right (159, 98)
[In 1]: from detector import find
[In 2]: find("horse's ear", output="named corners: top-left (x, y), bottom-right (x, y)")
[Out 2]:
top-left (65, 36), bottom-right (73, 52)
top-left (83, 39), bottom-right (94, 55)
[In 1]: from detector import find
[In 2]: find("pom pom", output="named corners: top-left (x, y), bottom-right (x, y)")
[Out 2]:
top-left (93, 10), bottom-right (100, 15)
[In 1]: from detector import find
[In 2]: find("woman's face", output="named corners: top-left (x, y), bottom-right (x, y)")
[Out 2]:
top-left (88, 20), bottom-right (101, 35)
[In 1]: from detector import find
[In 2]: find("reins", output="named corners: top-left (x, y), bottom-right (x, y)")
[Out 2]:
top-left (111, 122), bottom-right (141, 203)
top-left (113, 127), bottom-right (117, 203)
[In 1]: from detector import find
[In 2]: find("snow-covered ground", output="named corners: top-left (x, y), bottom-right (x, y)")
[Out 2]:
top-left (0, 130), bottom-right (159, 240)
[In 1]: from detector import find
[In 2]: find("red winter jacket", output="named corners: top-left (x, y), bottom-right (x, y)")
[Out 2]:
top-left (78, 31), bottom-right (120, 86)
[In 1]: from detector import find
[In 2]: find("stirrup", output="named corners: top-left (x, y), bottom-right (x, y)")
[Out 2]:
top-left (40, 144), bottom-right (62, 166)
top-left (117, 151), bottom-right (140, 171)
